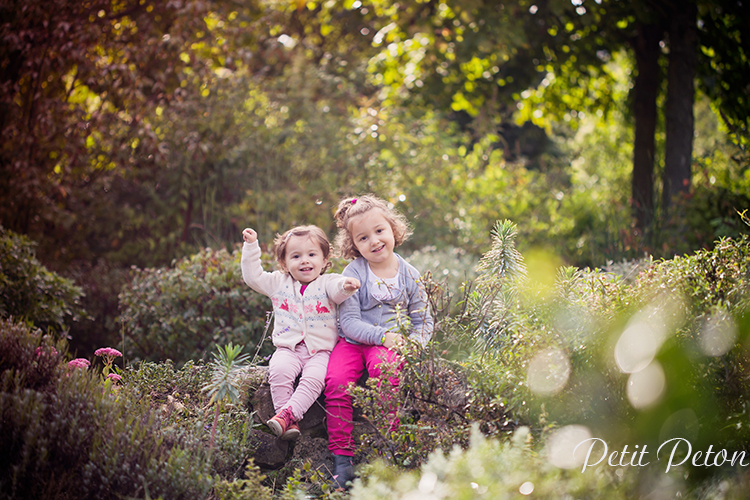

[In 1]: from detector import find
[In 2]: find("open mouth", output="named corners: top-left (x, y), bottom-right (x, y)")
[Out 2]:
top-left (300, 266), bottom-right (313, 272)
top-left (371, 244), bottom-right (385, 254)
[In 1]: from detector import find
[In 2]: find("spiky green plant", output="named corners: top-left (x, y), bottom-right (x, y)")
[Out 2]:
top-left (203, 342), bottom-right (251, 450)
top-left (471, 220), bottom-right (528, 351)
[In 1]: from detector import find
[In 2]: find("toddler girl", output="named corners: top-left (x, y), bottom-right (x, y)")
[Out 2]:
top-left (324, 195), bottom-right (433, 488)
top-left (241, 225), bottom-right (360, 440)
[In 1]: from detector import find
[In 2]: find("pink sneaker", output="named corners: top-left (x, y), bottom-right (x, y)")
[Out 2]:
top-left (267, 407), bottom-right (300, 440)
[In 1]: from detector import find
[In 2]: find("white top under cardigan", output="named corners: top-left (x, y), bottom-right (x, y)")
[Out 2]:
top-left (337, 254), bottom-right (433, 347)
top-left (241, 240), bottom-right (356, 355)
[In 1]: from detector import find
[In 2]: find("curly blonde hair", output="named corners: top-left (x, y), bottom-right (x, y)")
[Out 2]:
top-left (272, 225), bottom-right (333, 274)
top-left (333, 194), bottom-right (411, 260)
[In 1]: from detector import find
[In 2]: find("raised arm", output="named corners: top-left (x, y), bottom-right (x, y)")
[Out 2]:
top-left (240, 228), bottom-right (283, 297)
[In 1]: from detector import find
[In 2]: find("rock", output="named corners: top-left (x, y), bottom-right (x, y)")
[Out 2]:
top-left (248, 380), bottom-right (275, 424)
top-left (250, 429), bottom-right (289, 470)
top-left (244, 366), bottom-right (327, 434)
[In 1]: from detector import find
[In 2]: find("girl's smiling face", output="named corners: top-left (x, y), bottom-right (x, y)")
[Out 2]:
top-left (349, 209), bottom-right (397, 273)
top-left (284, 235), bottom-right (328, 284)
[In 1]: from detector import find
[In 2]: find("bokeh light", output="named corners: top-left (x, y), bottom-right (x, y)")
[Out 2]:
top-left (519, 481), bottom-right (535, 495)
top-left (699, 311), bottom-right (737, 357)
top-left (626, 361), bottom-right (666, 409)
top-left (614, 297), bottom-right (682, 373)
top-left (527, 347), bottom-right (571, 395)
top-left (546, 425), bottom-right (592, 469)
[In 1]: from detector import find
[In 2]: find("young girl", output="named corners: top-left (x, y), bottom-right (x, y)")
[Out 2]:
top-left (241, 225), bottom-right (360, 440)
top-left (324, 195), bottom-right (433, 488)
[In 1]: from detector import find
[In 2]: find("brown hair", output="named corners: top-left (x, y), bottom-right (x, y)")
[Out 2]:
top-left (272, 225), bottom-right (333, 274)
top-left (333, 194), bottom-right (411, 260)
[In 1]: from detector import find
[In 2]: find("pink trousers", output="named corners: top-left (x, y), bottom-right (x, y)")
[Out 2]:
top-left (268, 342), bottom-right (330, 422)
top-left (324, 337), bottom-right (400, 456)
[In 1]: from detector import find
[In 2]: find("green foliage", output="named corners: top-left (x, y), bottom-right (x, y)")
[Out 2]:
top-left (347, 223), bottom-right (750, 498)
top-left (203, 343), bottom-right (251, 450)
top-left (698, 0), bottom-right (750, 141)
top-left (119, 246), bottom-right (273, 366)
top-left (351, 426), bottom-right (637, 500)
top-left (0, 226), bottom-right (86, 333)
top-left (122, 359), bottom-right (260, 481)
top-left (204, 343), bottom-right (252, 407)
top-left (213, 461), bottom-right (273, 500)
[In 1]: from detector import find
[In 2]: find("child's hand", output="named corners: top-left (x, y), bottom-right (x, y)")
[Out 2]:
top-left (242, 228), bottom-right (257, 243)
top-left (343, 277), bottom-right (360, 292)
top-left (382, 331), bottom-right (404, 350)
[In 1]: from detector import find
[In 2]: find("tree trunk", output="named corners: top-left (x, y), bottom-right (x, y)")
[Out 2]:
top-left (631, 22), bottom-right (663, 234)
top-left (663, 1), bottom-right (697, 215)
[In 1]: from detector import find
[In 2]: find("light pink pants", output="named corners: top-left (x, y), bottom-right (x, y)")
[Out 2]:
top-left (268, 342), bottom-right (330, 422)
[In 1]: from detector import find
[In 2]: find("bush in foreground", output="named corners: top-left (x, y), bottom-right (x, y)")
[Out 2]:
top-left (0, 319), bottom-right (272, 500)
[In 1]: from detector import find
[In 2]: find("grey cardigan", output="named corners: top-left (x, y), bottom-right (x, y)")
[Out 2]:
top-left (337, 254), bottom-right (433, 347)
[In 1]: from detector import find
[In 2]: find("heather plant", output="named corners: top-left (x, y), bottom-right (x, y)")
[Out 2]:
top-left (0, 320), bottom-right (216, 500)
top-left (349, 343), bottom-right (473, 471)
top-left (0, 318), bottom-right (66, 392)
top-left (118, 246), bottom-right (273, 365)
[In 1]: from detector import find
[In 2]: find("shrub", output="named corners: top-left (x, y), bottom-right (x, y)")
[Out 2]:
top-left (0, 226), bottom-right (86, 333)
top-left (0, 319), bottom-right (215, 500)
top-left (119, 246), bottom-right (274, 366)
top-left (122, 359), bottom-right (261, 481)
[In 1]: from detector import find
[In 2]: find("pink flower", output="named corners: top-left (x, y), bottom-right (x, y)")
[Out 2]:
top-left (107, 373), bottom-right (122, 383)
top-left (95, 347), bottom-right (122, 358)
top-left (69, 358), bottom-right (90, 369)
top-left (36, 346), bottom-right (59, 357)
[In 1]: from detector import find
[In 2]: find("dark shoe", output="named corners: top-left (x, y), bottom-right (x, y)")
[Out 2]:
top-left (332, 454), bottom-right (354, 490)
top-left (267, 407), bottom-right (300, 440)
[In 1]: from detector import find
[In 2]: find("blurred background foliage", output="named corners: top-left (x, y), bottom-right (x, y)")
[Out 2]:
top-left (1, 0), bottom-right (748, 354)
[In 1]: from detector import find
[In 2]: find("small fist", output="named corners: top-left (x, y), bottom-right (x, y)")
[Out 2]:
top-left (383, 331), bottom-right (404, 350)
top-left (242, 228), bottom-right (257, 243)
top-left (343, 277), bottom-right (361, 292)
